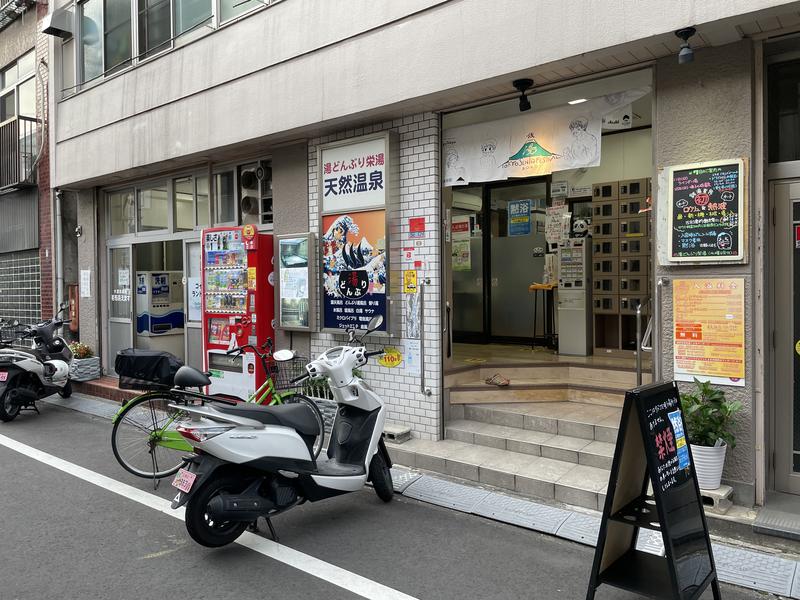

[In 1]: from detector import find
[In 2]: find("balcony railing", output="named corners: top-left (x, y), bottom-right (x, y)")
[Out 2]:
top-left (0, 116), bottom-right (40, 191)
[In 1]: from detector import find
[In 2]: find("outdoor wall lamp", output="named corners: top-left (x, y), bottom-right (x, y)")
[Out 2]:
top-left (513, 79), bottom-right (533, 112)
top-left (675, 27), bottom-right (696, 65)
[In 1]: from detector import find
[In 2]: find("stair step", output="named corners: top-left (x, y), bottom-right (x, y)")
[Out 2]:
top-left (458, 402), bottom-right (620, 443)
top-left (450, 383), bottom-right (624, 407)
top-left (386, 438), bottom-right (610, 511)
top-left (445, 420), bottom-right (614, 469)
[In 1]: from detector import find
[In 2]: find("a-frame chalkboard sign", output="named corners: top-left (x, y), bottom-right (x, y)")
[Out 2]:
top-left (586, 381), bottom-right (721, 600)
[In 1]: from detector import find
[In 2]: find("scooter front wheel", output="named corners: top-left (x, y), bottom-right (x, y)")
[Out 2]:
top-left (58, 380), bottom-right (72, 398)
top-left (185, 474), bottom-right (250, 547)
top-left (0, 389), bottom-right (20, 422)
top-left (369, 451), bottom-right (393, 502)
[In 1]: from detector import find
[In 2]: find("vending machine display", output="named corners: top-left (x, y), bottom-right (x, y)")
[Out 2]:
top-left (202, 225), bottom-right (274, 399)
top-left (557, 238), bottom-right (592, 356)
top-left (135, 271), bottom-right (185, 357)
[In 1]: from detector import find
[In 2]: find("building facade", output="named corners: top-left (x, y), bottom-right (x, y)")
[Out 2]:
top-left (46, 0), bottom-right (800, 516)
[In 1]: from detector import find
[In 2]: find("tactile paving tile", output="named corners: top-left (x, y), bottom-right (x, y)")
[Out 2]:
top-left (42, 393), bottom-right (119, 420)
top-left (391, 467), bottom-right (422, 493)
top-left (712, 543), bottom-right (798, 596)
top-left (472, 492), bottom-right (571, 534)
top-left (791, 565), bottom-right (800, 600)
top-left (403, 475), bottom-right (490, 512)
top-left (635, 529), bottom-right (664, 556)
top-left (554, 512), bottom-right (601, 547)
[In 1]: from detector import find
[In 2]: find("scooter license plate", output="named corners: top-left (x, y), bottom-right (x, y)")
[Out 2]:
top-left (0, 372), bottom-right (7, 382)
top-left (171, 468), bottom-right (197, 494)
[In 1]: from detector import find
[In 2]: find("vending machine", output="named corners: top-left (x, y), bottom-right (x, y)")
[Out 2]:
top-left (135, 271), bottom-right (185, 357)
top-left (201, 225), bottom-right (274, 400)
top-left (557, 238), bottom-right (592, 356)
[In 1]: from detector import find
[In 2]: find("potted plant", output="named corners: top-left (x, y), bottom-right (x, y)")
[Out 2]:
top-left (680, 378), bottom-right (742, 490)
top-left (68, 342), bottom-right (101, 382)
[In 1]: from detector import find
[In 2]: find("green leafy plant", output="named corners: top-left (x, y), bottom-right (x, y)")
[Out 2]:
top-left (679, 378), bottom-right (742, 448)
top-left (68, 342), bottom-right (94, 360)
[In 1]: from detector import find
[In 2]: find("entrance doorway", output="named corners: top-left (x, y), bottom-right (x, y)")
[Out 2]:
top-left (452, 178), bottom-right (549, 344)
top-left (771, 180), bottom-right (800, 494)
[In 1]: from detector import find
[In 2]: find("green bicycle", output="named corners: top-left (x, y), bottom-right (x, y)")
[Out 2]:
top-left (110, 341), bottom-right (325, 480)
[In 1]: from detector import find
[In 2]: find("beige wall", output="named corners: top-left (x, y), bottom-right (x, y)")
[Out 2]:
top-left (76, 190), bottom-right (100, 354)
top-left (654, 40), bottom-right (756, 504)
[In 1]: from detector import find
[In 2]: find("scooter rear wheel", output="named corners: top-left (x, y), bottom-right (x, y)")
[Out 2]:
top-left (0, 389), bottom-right (20, 422)
top-left (185, 474), bottom-right (250, 547)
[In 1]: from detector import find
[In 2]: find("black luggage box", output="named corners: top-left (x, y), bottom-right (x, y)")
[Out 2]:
top-left (115, 349), bottom-right (183, 390)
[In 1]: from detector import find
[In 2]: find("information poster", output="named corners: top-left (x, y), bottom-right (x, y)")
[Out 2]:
top-left (545, 205), bottom-right (569, 244)
top-left (451, 215), bottom-right (472, 272)
top-left (322, 210), bottom-right (387, 332)
top-left (673, 278), bottom-right (745, 387)
top-left (278, 235), bottom-right (311, 330)
top-left (668, 159), bottom-right (745, 262)
top-left (508, 199), bottom-right (531, 236)
top-left (187, 277), bottom-right (202, 322)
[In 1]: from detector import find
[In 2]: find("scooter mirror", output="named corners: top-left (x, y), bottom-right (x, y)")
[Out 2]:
top-left (272, 349), bottom-right (295, 362)
top-left (60, 301), bottom-right (69, 310)
top-left (365, 314), bottom-right (383, 332)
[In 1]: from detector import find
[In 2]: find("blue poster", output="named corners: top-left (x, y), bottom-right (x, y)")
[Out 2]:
top-left (668, 409), bottom-right (691, 470)
top-left (508, 200), bottom-right (531, 236)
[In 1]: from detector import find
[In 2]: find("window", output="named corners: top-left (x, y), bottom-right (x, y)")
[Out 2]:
top-left (174, 174), bottom-right (209, 230)
top-left (138, 0), bottom-right (172, 59)
top-left (80, 0), bottom-right (104, 82)
top-left (108, 189), bottom-right (136, 235)
top-left (137, 183), bottom-right (168, 231)
top-left (0, 51), bottom-right (36, 123)
top-left (197, 175), bottom-right (209, 226)
top-left (174, 0), bottom-right (211, 35)
top-left (769, 60), bottom-right (800, 163)
top-left (105, 0), bottom-right (132, 73)
top-left (61, 38), bottom-right (76, 95)
top-left (219, 0), bottom-right (258, 22)
top-left (214, 170), bottom-right (236, 223)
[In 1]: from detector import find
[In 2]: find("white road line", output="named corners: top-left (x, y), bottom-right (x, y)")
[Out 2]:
top-left (0, 433), bottom-right (419, 600)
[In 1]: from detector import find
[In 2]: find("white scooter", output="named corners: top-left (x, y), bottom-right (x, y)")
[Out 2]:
top-left (0, 303), bottom-right (73, 422)
top-left (168, 314), bottom-right (393, 548)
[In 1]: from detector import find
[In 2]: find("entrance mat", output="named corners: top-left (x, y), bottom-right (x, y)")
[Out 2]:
top-left (390, 468), bottom-right (422, 493)
top-left (754, 506), bottom-right (800, 542)
top-left (472, 492), bottom-right (571, 534)
top-left (403, 476), bottom-right (491, 512)
top-left (711, 543), bottom-right (798, 597)
top-left (554, 512), bottom-right (600, 546)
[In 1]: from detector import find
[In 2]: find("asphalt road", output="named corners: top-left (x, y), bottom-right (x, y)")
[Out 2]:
top-left (0, 402), bottom-right (770, 600)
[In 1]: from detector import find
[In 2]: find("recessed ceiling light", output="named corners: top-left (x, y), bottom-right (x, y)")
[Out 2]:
top-left (568, 98), bottom-right (588, 105)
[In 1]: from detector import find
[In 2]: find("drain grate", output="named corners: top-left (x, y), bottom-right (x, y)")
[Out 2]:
top-left (390, 468), bottom-right (422, 493)
top-left (555, 512), bottom-right (600, 547)
top-left (712, 543), bottom-right (798, 596)
top-left (403, 476), bottom-right (490, 512)
top-left (472, 492), bottom-right (571, 534)
top-left (635, 529), bottom-right (664, 556)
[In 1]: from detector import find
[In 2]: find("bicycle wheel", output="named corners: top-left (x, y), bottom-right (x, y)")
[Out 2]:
top-left (281, 393), bottom-right (326, 459)
top-left (111, 393), bottom-right (192, 479)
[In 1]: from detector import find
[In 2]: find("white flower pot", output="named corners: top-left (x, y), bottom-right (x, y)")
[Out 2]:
top-left (691, 443), bottom-right (727, 490)
top-left (69, 356), bottom-right (101, 382)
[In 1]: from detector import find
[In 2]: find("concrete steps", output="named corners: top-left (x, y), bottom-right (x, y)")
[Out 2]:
top-left (388, 401), bottom-right (622, 511)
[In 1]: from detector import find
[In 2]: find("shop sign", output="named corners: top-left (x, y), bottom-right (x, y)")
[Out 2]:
top-left (508, 199), bottom-right (531, 236)
top-left (320, 136), bottom-right (388, 213)
top-left (378, 347), bottom-right (403, 368)
top-left (667, 159), bottom-right (745, 262)
top-left (443, 88), bottom-right (649, 186)
top-left (673, 278), bottom-right (745, 387)
top-left (409, 217), bottom-right (426, 238)
top-left (321, 210), bottom-right (387, 332)
top-left (80, 269), bottom-right (92, 298)
top-left (402, 270), bottom-right (417, 294)
top-left (551, 180), bottom-right (569, 197)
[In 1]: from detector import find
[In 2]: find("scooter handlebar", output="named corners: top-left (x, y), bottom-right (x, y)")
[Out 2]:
top-left (290, 373), bottom-right (310, 384)
top-left (365, 350), bottom-right (384, 358)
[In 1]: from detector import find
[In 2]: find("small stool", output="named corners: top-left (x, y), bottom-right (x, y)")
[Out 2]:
top-left (529, 283), bottom-right (557, 349)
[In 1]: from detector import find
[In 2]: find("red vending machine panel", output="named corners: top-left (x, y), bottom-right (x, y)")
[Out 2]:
top-left (201, 225), bottom-right (274, 400)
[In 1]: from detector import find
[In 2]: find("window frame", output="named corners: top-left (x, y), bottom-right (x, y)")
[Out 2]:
top-left (0, 51), bottom-right (36, 126)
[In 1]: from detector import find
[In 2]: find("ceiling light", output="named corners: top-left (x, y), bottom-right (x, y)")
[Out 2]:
top-left (513, 78), bottom-right (533, 112)
top-left (675, 27), bottom-right (696, 65)
top-left (568, 98), bottom-right (588, 105)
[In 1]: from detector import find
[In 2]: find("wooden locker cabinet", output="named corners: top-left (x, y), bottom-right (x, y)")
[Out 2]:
top-left (594, 276), bottom-right (619, 294)
top-left (592, 238), bottom-right (619, 258)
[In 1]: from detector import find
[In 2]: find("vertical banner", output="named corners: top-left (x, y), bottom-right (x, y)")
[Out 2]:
top-left (673, 278), bottom-right (745, 386)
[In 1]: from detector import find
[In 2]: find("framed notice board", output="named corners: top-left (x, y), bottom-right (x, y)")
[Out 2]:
top-left (586, 382), bottom-right (720, 600)
top-left (667, 159), bottom-right (746, 263)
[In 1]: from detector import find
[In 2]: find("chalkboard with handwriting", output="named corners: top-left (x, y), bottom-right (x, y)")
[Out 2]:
top-left (669, 160), bottom-right (744, 262)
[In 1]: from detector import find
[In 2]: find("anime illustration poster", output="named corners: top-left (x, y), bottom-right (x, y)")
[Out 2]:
top-left (322, 210), bottom-right (388, 332)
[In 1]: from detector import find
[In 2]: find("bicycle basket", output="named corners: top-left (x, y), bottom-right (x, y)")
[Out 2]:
top-left (115, 348), bottom-right (184, 390)
top-left (0, 324), bottom-right (27, 346)
top-left (267, 356), bottom-right (308, 390)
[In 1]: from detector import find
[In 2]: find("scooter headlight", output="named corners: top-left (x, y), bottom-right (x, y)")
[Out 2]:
top-left (176, 425), bottom-right (234, 443)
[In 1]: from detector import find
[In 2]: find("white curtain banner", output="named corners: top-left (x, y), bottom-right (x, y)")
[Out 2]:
top-left (443, 88), bottom-right (650, 186)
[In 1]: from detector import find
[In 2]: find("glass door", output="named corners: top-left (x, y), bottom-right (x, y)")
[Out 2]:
top-left (108, 245), bottom-right (133, 375)
top-left (184, 240), bottom-right (204, 370)
top-left (452, 186), bottom-right (486, 342)
top-left (772, 180), bottom-right (800, 495)
top-left (488, 181), bottom-right (548, 341)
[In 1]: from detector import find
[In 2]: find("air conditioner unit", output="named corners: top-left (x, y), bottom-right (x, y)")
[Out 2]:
top-left (452, 191), bottom-right (482, 212)
top-left (41, 7), bottom-right (74, 38)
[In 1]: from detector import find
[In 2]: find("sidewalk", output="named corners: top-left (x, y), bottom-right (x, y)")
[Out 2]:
top-left (45, 392), bottom-right (800, 599)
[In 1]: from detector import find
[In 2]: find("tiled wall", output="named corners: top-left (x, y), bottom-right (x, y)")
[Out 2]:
top-left (0, 249), bottom-right (42, 326)
top-left (307, 113), bottom-right (441, 440)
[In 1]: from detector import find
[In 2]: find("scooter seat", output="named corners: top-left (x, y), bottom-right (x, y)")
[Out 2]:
top-left (174, 366), bottom-right (212, 388)
top-left (214, 402), bottom-right (320, 436)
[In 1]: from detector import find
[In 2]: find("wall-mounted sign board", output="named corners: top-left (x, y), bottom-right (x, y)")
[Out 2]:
top-left (586, 382), bottom-right (721, 600)
top-left (275, 233), bottom-right (316, 332)
top-left (667, 159), bottom-right (746, 263)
